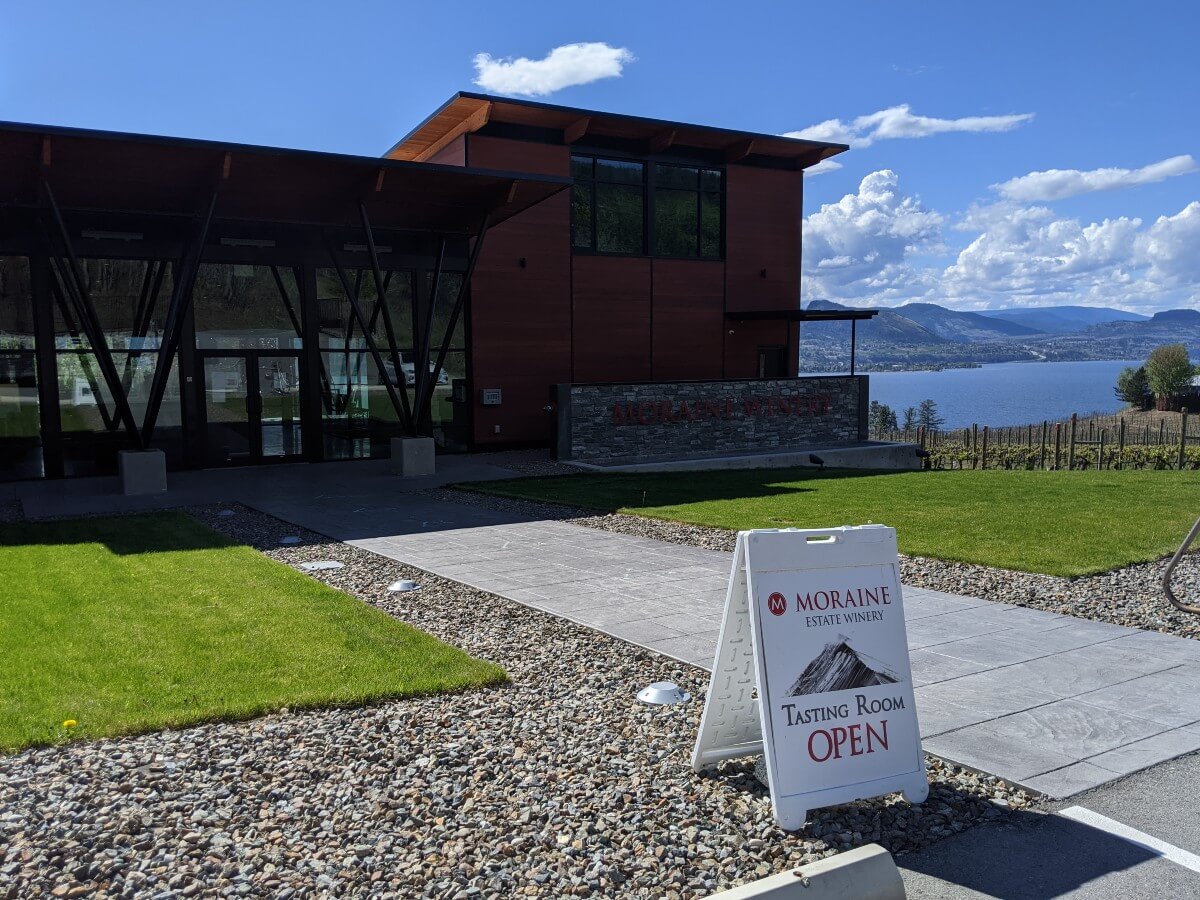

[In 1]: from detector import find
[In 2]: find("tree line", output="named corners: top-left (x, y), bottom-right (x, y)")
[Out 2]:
top-left (868, 398), bottom-right (944, 436)
top-left (1115, 344), bottom-right (1196, 411)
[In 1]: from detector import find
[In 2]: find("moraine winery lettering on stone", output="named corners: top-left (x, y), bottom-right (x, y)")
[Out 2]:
top-left (788, 638), bottom-right (901, 696)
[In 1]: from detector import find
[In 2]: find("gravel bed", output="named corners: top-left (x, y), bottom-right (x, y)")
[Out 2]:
top-left (471, 449), bottom-right (583, 478)
top-left (1, 503), bottom-right (1034, 899)
top-left (444, 488), bottom-right (1200, 641)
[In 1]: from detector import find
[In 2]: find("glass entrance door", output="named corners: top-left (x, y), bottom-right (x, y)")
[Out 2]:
top-left (201, 352), bottom-right (302, 465)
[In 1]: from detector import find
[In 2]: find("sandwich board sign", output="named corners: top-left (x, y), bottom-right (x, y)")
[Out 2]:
top-left (692, 525), bottom-right (928, 831)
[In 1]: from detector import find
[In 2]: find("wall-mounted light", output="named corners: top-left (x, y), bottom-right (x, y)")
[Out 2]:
top-left (81, 230), bottom-right (142, 242)
top-left (518, 257), bottom-right (527, 269)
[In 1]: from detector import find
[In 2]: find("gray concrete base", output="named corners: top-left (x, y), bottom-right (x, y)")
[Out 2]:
top-left (566, 441), bottom-right (923, 473)
top-left (389, 437), bottom-right (435, 477)
top-left (118, 449), bottom-right (167, 495)
top-left (705, 845), bottom-right (904, 899)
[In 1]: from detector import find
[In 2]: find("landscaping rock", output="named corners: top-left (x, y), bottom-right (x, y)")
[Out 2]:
top-left (0, 502), bottom-right (1034, 898)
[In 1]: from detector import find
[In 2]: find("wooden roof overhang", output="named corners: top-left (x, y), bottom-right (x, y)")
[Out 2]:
top-left (0, 119), bottom-right (570, 236)
top-left (386, 92), bottom-right (849, 170)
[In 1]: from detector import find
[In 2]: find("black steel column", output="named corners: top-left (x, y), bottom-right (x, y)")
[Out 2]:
top-left (30, 254), bottom-right (63, 478)
top-left (297, 263), bottom-right (325, 462)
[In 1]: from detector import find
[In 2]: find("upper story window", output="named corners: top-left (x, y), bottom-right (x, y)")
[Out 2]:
top-left (571, 156), bottom-right (644, 254)
top-left (570, 154), bottom-right (723, 259)
top-left (654, 164), bottom-right (722, 259)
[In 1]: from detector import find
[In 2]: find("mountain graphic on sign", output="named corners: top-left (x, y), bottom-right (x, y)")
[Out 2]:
top-left (787, 636), bottom-right (900, 695)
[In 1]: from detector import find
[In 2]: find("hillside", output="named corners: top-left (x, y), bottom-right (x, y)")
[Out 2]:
top-left (979, 305), bottom-right (1148, 334)
top-left (896, 302), bottom-right (1043, 341)
top-left (799, 300), bottom-right (1200, 372)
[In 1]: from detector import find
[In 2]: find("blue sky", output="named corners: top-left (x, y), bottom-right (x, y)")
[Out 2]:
top-left (3, 1), bottom-right (1197, 312)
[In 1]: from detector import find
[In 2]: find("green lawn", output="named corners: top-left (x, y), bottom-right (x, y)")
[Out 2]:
top-left (467, 468), bottom-right (1200, 577)
top-left (0, 512), bottom-right (504, 753)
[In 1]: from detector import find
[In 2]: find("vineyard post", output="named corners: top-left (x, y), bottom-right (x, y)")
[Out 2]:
top-left (1040, 421), bottom-right (1048, 469)
top-left (972, 423), bottom-right (978, 455)
top-left (1068, 413), bottom-right (1078, 471)
top-left (1160, 420), bottom-right (1166, 445)
top-left (981, 425), bottom-right (989, 470)
top-left (1027, 423), bottom-right (1033, 448)
top-left (1054, 422), bottom-right (1062, 470)
top-left (1180, 408), bottom-right (1189, 470)
top-left (1118, 418), bottom-right (1126, 470)
top-left (1099, 430), bottom-right (1105, 470)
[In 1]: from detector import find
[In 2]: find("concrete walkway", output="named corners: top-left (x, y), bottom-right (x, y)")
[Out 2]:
top-left (242, 486), bottom-right (1200, 799)
top-left (12, 458), bottom-right (1200, 797)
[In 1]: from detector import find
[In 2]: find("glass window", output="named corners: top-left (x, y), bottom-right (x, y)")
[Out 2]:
top-left (194, 264), bottom-right (301, 350)
top-left (0, 257), bottom-right (34, 350)
top-left (596, 184), bottom-right (644, 254)
top-left (653, 164), bottom-right (723, 259)
top-left (0, 351), bottom-right (42, 480)
top-left (52, 258), bottom-right (176, 351)
top-left (571, 155), bottom-right (645, 255)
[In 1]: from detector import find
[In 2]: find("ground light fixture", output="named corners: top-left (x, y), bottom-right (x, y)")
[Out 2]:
top-left (388, 579), bottom-right (420, 592)
top-left (637, 681), bottom-right (690, 705)
top-left (299, 560), bottom-right (344, 572)
top-left (278, 536), bottom-right (301, 545)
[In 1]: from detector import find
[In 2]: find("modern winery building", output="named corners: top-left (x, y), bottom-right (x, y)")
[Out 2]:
top-left (0, 92), bottom-right (875, 483)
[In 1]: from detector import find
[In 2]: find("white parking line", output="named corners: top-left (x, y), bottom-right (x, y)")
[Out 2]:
top-left (1058, 806), bottom-right (1200, 874)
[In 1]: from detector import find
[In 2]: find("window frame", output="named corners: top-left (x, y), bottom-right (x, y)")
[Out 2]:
top-left (570, 153), bottom-right (725, 260)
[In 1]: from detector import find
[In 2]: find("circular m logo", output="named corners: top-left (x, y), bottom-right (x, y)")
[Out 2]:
top-left (767, 592), bottom-right (787, 616)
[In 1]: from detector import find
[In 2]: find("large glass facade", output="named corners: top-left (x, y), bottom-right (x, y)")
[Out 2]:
top-left (0, 256), bottom-right (41, 479)
top-left (315, 266), bottom-right (466, 458)
top-left (194, 264), bottom-right (302, 350)
top-left (51, 258), bottom-right (183, 476)
top-left (0, 247), bottom-right (472, 480)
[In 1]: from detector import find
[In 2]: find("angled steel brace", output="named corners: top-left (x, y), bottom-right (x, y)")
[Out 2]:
top-left (417, 236), bottom-right (447, 421)
top-left (39, 183), bottom-right (144, 447)
top-left (47, 268), bottom-right (115, 431)
top-left (140, 191), bottom-right (218, 446)
top-left (122, 260), bottom-right (169, 394)
top-left (323, 231), bottom-right (413, 435)
top-left (358, 203), bottom-right (414, 433)
top-left (416, 216), bottom-right (491, 432)
top-left (270, 264), bottom-right (334, 416)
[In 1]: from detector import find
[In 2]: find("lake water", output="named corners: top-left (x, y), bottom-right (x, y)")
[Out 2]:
top-left (832, 359), bottom-right (1140, 429)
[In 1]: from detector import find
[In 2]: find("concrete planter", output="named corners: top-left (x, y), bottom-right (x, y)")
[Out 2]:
top-left (118, 449), bottom-right (167, 496)
top-left (389, 436), bottom-right (435, 477)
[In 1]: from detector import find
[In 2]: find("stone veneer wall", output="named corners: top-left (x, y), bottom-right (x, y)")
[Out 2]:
top-left (556, 376), bottom-right (868, 464)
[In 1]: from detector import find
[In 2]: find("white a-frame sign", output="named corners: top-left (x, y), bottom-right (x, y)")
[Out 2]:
top-left (692, 525), bottom-right (928, 831)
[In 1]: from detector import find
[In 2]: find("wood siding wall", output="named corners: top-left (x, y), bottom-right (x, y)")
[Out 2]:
top-left (466, 135), bottom-right (572, 446)
top-left (461, 136), bottom-right (806, 447)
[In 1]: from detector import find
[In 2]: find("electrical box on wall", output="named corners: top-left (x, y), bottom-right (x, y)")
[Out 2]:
top-left (480, 388), bottom-right (502, 406)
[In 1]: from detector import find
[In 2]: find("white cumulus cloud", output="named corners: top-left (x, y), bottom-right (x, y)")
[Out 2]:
top-left (472, 42), bottom-right (634, 97)
top-left (805, 158), bottom-right (843, 177)
top-left (786, 104), bottom-right (1034, 149)
top-left (993, 155), bottom-right (1198, 202)
top-left (802, 171), bottom-right (1200, 312)
top-left (803, 170), bottom-right (943, 302)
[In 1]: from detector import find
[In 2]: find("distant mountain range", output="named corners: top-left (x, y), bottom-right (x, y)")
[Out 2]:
top-left (801, 301), bottom-right (1200, 372)
top-left (979, 305), bottom-right (1148, 334)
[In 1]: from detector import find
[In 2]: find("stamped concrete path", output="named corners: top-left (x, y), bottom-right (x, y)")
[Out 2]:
top-left (241, 485), bottom-right (1200, 799)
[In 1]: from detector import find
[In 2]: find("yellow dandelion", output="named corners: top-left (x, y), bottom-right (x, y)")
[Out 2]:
top-left (62, 719), bottom-right (77, 728)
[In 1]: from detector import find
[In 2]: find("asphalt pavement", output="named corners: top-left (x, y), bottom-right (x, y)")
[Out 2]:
top-left (899, 750), bottom-right (1200, 898)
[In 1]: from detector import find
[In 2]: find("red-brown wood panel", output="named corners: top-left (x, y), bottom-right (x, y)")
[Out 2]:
top-left (724, 165), bottom-right (803, 312)
top-left (723, 319), bottom-right (792, 379)
top-left (573, 256), bottom-right (652, 383)
top-left (651, 259), bottom-right (725, 381)
top-left (423, 135), bottom-right (465, 166)
top-left (467, 136), bottom-right (572, 446)
top-left (466, 134), bottom-right (570, 177)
